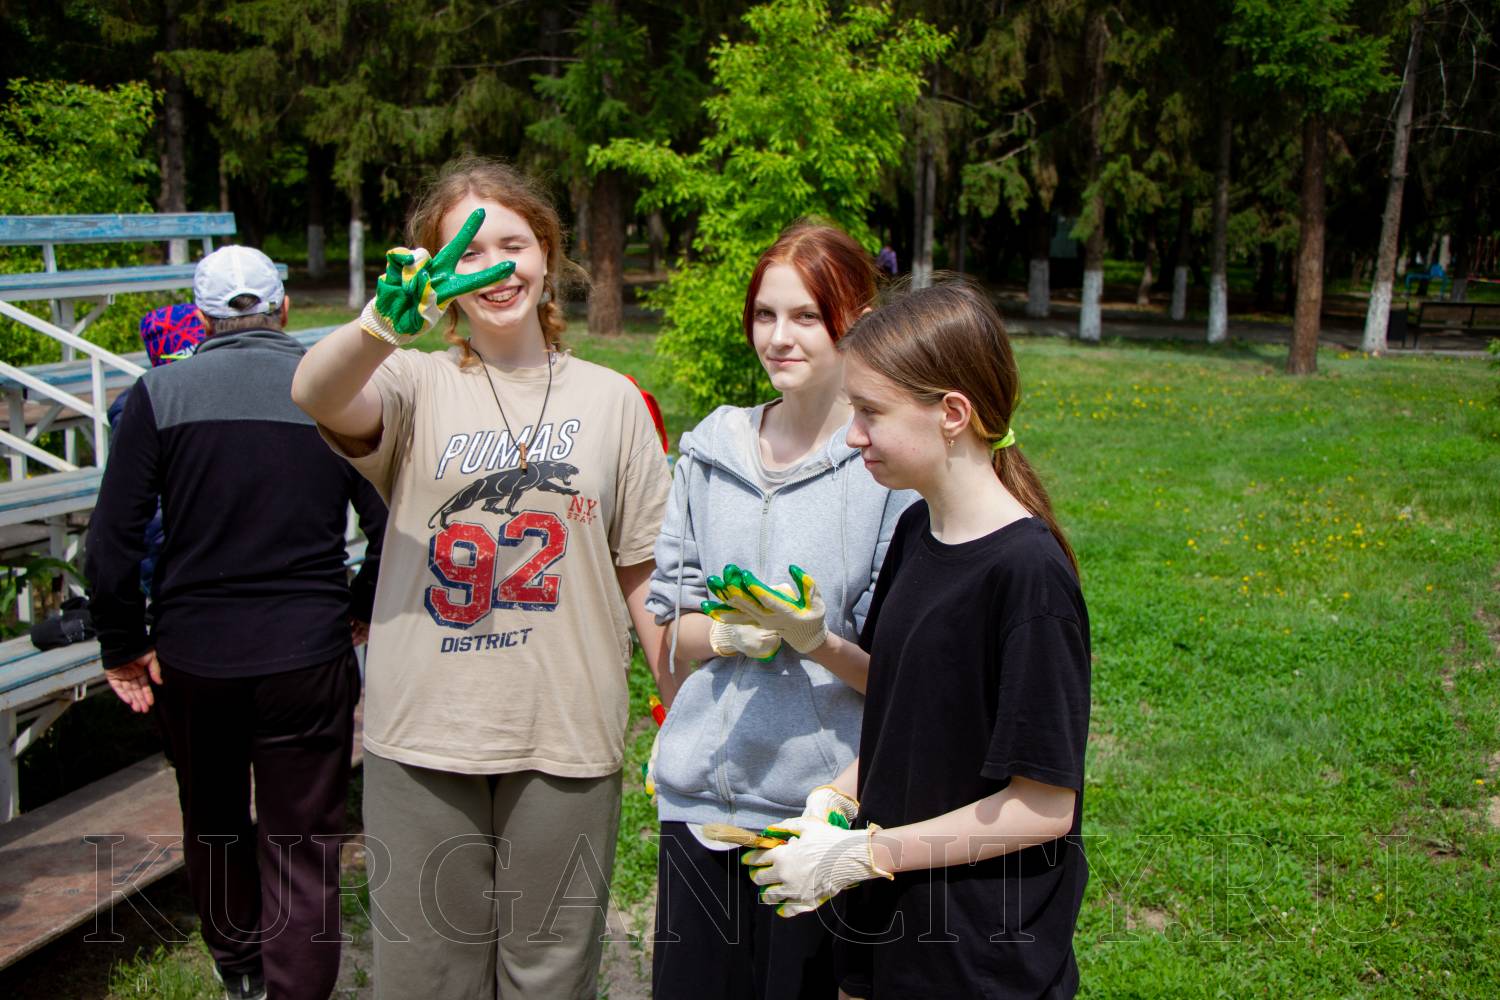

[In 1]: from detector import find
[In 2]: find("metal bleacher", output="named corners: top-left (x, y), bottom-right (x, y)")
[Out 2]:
top-left (0, 213), bottom-right (372, 970)
top-left (0, 326), bottom-right (338, 821)
top-left (0, 211), bottom-right (345, 825)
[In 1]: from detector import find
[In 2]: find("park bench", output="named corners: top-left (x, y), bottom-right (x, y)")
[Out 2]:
top-left (1395, 301), bottom-right (1500, 348)
top-left (0, 213), bottom-right (287, 477)
top-left (1401, 263), bottom-right (1451, 297)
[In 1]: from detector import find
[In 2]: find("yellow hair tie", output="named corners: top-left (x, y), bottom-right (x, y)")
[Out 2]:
top-left (990, 428), bottom-right (1016, 451)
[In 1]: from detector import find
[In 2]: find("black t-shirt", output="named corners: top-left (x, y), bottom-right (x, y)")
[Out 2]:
top-left (835, 502), bottom-right (1091, 999)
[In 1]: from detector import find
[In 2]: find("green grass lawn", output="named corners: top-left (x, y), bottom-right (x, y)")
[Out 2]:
top-left (1006, 339), bottom-right (1498, 995)
top-left (603, 333), bottom-right (1500, 995)
top-left (87, 329), bottom-right (1497, 997)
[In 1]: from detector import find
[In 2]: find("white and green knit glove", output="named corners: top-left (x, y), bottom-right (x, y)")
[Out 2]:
top-left (709, 620), bottom-right (782, 662)
top-left (802, 784), bottom-right (859, 828)
top-left (702, 564), bottom-right (828, 654)
top-left (742, 817), bottom-right (893, 918)
top-left (360, 207), bottom-right (515, 346)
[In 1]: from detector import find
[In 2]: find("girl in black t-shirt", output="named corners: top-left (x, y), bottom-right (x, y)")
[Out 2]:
top-left (736, 281), bottom-right (1091, 998)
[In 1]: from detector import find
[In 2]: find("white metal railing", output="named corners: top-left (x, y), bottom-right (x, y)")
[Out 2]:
top-left (0, 297), bottom-right (145, 477)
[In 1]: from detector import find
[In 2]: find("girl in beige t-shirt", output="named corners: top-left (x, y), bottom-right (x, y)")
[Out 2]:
top-left (293, 156), bottom-right (669, 999)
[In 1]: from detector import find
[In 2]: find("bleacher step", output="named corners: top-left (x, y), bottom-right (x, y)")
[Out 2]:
top-left (0, 696), bottom-right (364, 970)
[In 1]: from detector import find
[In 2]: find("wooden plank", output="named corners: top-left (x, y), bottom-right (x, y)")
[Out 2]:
top-left (0, 470), bottom-right (103, 530)
top-left (0, 214), bottom-right (237, 246)
top-left (0, 754), bottom-right (185, 968)
top-left (0, 326), bottom-right (338, 396)
top-left (0, 661), bottom-right (102, 714)
top-left (0, 698), bottom-right (365, 970)
top-left (0, 638), bottom-right (90, 668)
top-left (0, 262), bottom-right (285, 302)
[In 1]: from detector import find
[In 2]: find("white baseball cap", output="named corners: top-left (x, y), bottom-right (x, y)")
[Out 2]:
top-left (193, 245), bottom-right (285, 318)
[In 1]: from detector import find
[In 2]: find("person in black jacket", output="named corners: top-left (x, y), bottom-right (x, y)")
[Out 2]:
top-left (86, 245), bottom-right (386, 1000)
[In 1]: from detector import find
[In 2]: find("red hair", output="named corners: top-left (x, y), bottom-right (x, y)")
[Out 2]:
top-left (742, 221), bottom-right (878, 345)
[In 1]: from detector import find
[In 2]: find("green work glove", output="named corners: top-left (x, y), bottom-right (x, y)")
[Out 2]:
top-left (359, 207), bottom-right (516, 345)
top-left (742, 817), bottom-right (892, 918)
top-left (702, 564), bottom-right (828, 654)
top-left (709, 620), bottom-right (782, 661)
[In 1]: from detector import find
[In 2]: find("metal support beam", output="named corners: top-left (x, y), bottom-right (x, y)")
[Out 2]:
top-left (1, 708), bottom-right (16, 822)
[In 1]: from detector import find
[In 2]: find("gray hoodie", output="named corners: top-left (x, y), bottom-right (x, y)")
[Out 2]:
top-left (645, 403), bottom-right (915, 830)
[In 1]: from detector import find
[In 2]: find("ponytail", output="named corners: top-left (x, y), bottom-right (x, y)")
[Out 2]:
top-left (980, 423), bottom-right (1079, 578)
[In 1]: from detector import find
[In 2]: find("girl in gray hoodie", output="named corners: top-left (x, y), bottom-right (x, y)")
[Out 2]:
top-left (645, 222), bottom-right (914, 999)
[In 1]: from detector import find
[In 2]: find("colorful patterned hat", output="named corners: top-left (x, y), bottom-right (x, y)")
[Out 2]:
top-left (139, 303), bottom-right (208, 367)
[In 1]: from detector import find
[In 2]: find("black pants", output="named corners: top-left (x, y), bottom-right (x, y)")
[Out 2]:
top-left (653, 820), bottom-right (835, 1000)
top-left (155, 651), bottom-right (359, 1000)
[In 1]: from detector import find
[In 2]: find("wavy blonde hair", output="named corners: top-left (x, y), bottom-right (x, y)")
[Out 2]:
top-left (405, 155), bottom-right (572, 368)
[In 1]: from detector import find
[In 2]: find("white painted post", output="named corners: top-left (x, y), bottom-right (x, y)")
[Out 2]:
top-left (7, 389), bottom-right (25, 481)
top-left (59, 300), bottom-right (77, 466)
top-left (348, 216), bottom-right (366, 310)
top-left (1208, 273), bottom-right (1229, 344)
top-left (1, 708), bottom-right (16, 822)
top-left (91, 357), bottom-right (108, 467)
top-left (1170, 266), bottom-right (1188, 321)
top-left (1080, 269), bottom-right (1103, 342)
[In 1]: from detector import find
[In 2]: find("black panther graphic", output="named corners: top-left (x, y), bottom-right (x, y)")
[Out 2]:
top-left (429, 461), bottom-right (581, 528)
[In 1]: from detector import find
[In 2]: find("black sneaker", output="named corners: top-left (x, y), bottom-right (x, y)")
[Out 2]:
top-left (213, 965), bottom-right (267, 1000)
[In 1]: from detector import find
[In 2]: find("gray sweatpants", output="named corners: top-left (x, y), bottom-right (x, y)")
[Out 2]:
top-left (361, 752), bottom-right (622, 999)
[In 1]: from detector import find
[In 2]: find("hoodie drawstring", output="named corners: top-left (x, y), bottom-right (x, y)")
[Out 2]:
top-left (668, 452), bottom-right (695, 675)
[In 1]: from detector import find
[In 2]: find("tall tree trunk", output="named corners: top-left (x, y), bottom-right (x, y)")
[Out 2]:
top-left (1208, 98), bottom-right (1233, 344)
top-left (347, 184), bottom-right (366, 310)
top-left (588, 169), bottom-right (626, 336)
top-left (1361, 16), bottom-right (1422, 352)
top-left (1287, 115), bottom-right (1327, 375)
top-left (306, 145), bottom-right (330, 280)
top-left (217, 151), bottom-right (231, 212)
top-left (1080, 12), bottom-right (1109, 343)
top-left (647, 210), bottom-right (667, 274)
top-left (911, 140), bottom-right (936, 290)
top-left (1170, 196), bottom-right (1190, 321)
top-left (158, 4), bottom-right (188, 264)
top-left (1026, 204), bottom-right (1051, 318)
top-left (1136, 215), bottom-right (1158, 306)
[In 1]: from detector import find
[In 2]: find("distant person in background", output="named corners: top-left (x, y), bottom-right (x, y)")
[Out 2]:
top-left (876, 242), bottom-right (898, 277)
top-left (88, 246), bottom-right (387, 1000)
top-left (106, 304), bottom-right (210, 597)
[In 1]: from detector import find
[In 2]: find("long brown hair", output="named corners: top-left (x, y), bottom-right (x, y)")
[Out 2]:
top-left (839, 280), bottom-right (1079, 576)
top-left (742, 220), bottom-right (879, 345)
top-left (406, 155), bottom-right (572, 367)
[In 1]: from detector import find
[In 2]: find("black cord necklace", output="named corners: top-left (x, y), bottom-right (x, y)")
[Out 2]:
top-left (473, 344), bottom-right (554, 472)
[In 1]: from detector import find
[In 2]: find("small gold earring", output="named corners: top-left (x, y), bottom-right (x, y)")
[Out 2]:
top-left (946, 437), bottom-right (955, 449)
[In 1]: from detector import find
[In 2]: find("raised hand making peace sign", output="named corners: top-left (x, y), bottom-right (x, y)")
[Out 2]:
top-left (359, 207), bottom-right (516, 345)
